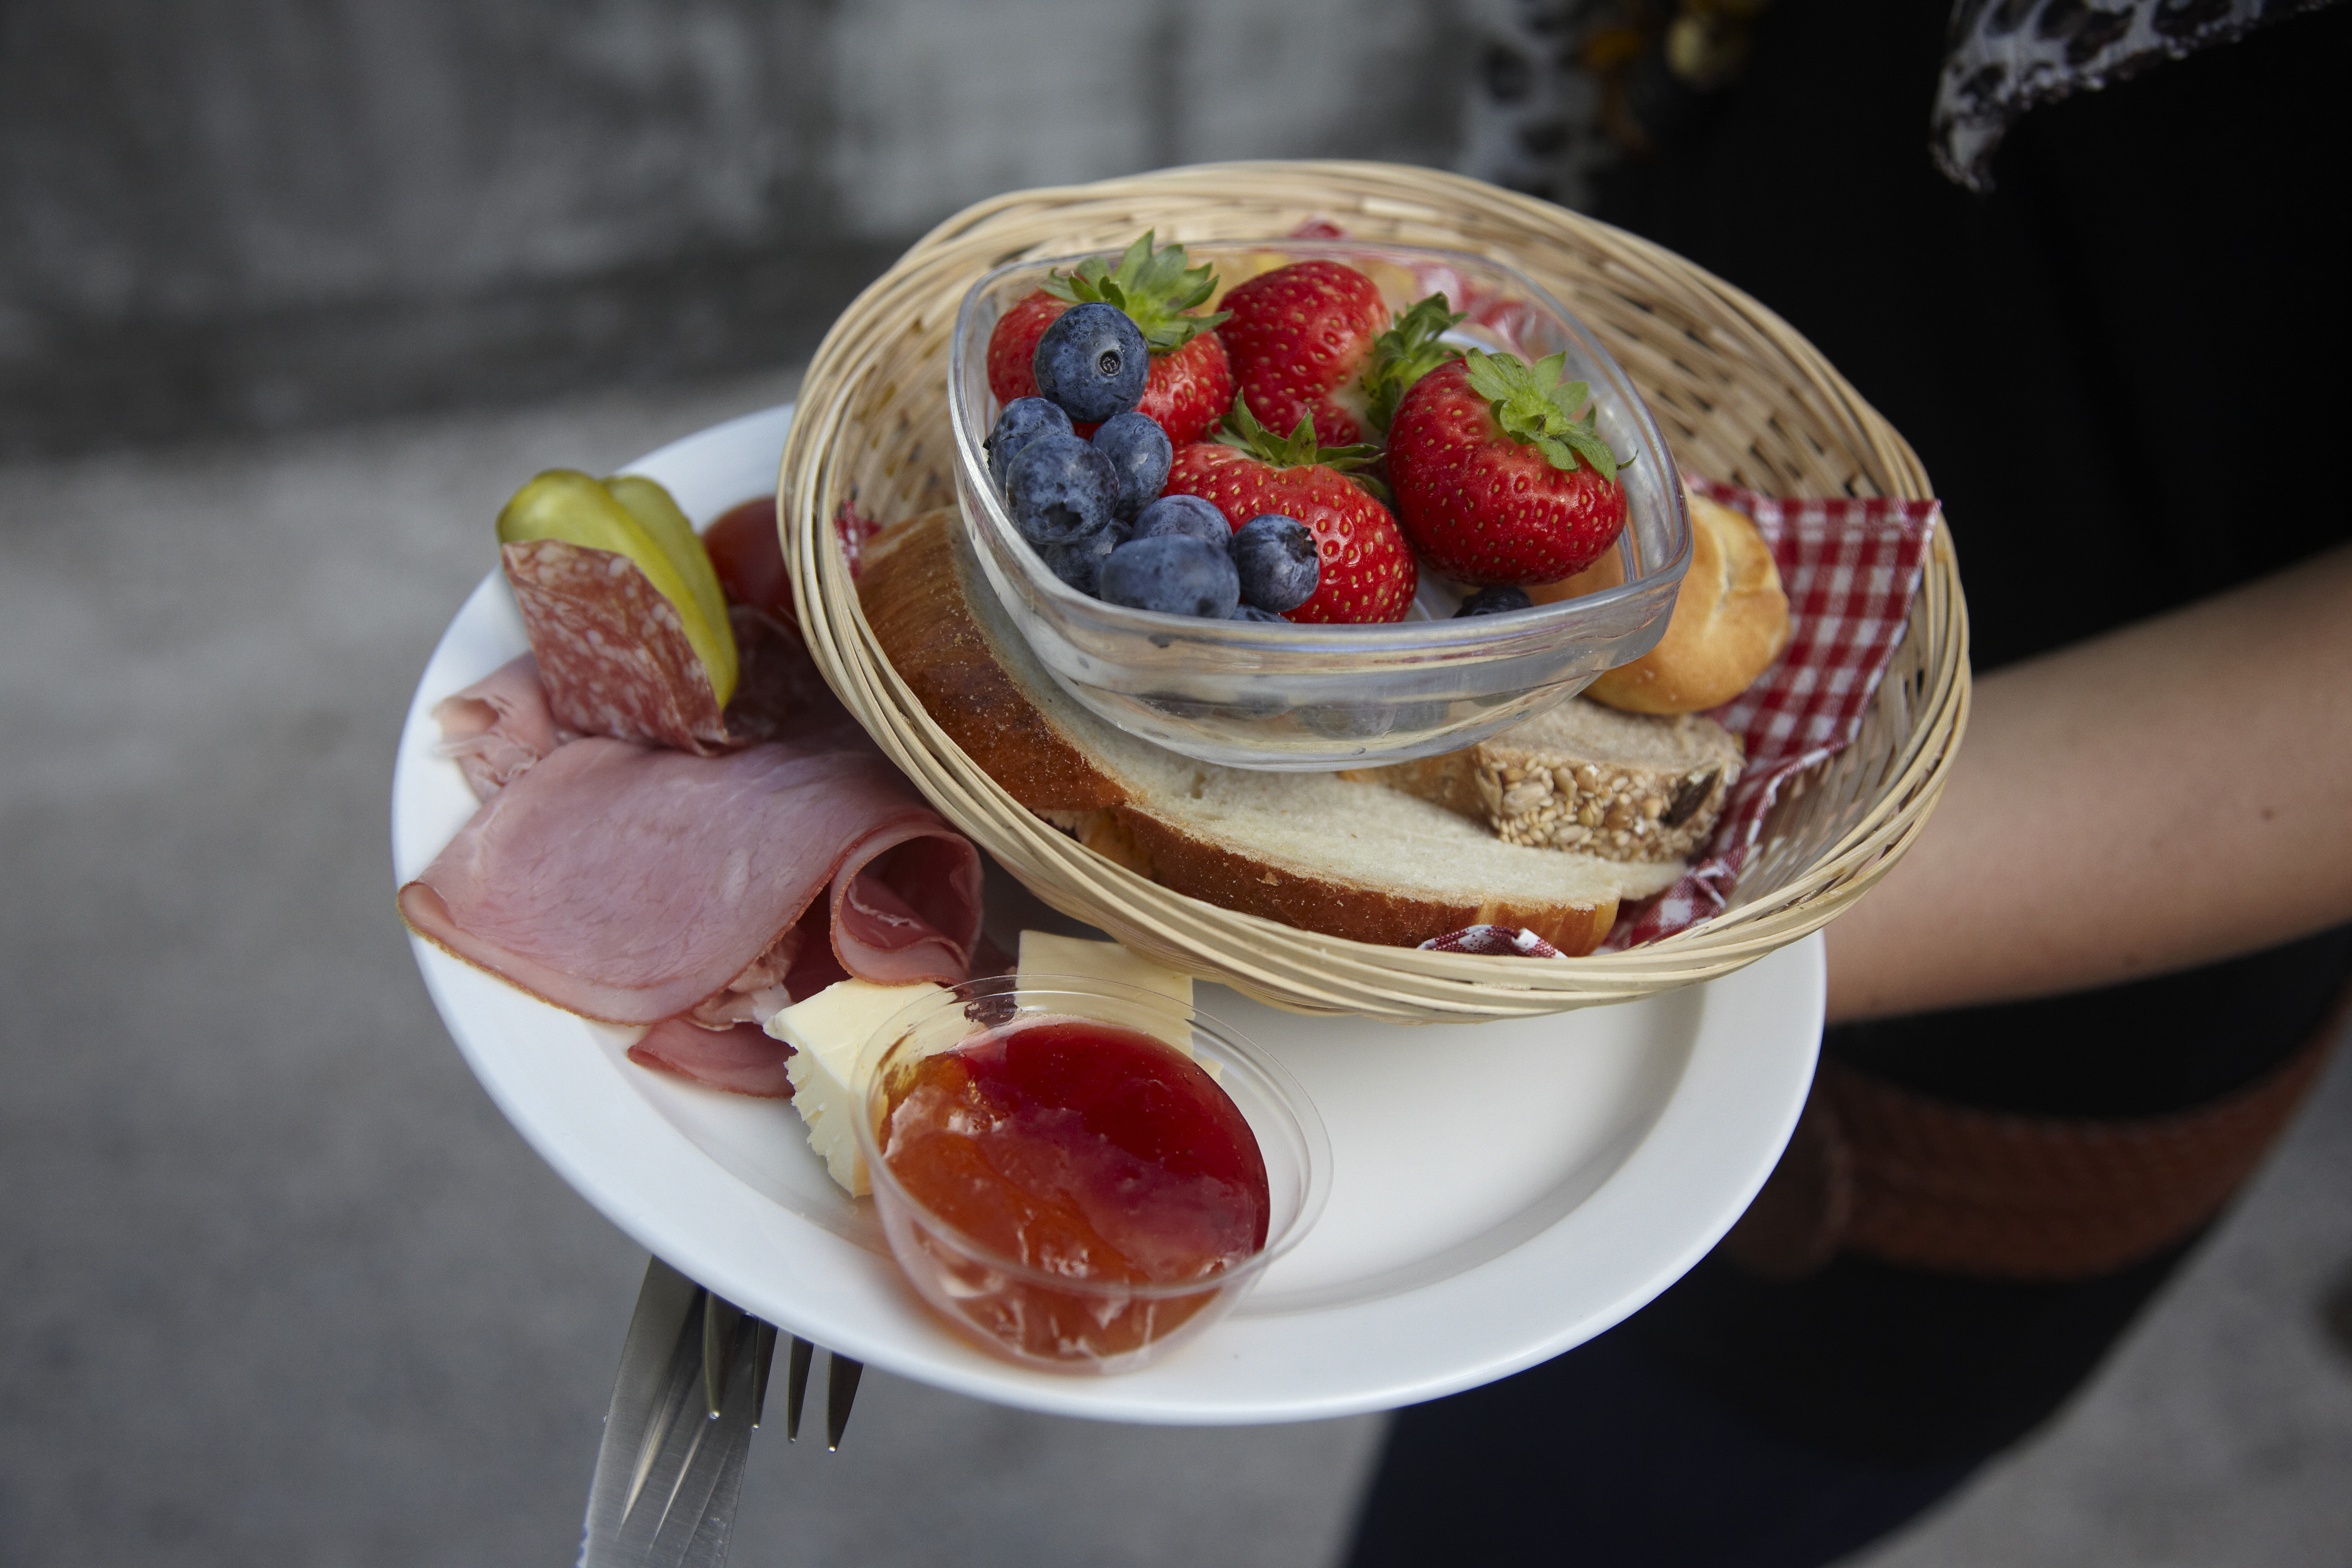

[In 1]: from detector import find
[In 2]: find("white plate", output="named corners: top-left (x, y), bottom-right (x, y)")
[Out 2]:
top-left (392, 404), bottom-right (1824, 1425)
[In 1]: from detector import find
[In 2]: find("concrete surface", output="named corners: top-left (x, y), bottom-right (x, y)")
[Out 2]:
top-left (0, 0), bottom-right (1465, 455)
top-left (1, 376), bottom-right (2348, 1566)
top-left (1845, 1033), bottom-right (2352, 1568)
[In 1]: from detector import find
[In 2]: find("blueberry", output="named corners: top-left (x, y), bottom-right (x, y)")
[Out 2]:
top-left (985, 397), bottom-right (1073, 488)
top-left (1098, 534), bottom-right (1241, 619)
top-left (1229, 513), bottom-right (1320, 613)
top-left (1037, 518), bottom-right (1130, 596)
top-left (1003, 431), bottom-right (1119, 547)
top-left (1229, 603), bottom-right (1286, 623)
top-left (1033, 302), bottom-right (1148, 423)
top-left (1132, 493), bottom-right (1231, 548)
top-left (1453, 584), bottom-right (1535, 617)
top-left (1091, 412), bottom-right (1173, 520)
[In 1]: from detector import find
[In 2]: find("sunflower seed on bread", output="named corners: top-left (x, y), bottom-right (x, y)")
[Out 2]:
top-left (1345, 699), bottom-right (1743, 863)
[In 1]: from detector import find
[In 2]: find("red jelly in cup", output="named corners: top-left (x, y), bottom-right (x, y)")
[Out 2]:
top-left (854, 975), bottom-right (1330, 1374)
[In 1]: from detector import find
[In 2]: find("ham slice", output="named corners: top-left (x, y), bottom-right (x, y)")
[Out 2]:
top-left (399, 736), bottom-right (982, 1024)
top-left (432, 654), bottom-right (573, 801)
top-left (433, 618), bottom-right (845, 805)
top-left (629, 1018), bottom-right (797, 1099)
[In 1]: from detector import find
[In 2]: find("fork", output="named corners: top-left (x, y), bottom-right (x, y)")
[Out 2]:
top-left (578, 1256), bottom-right (864, 1567)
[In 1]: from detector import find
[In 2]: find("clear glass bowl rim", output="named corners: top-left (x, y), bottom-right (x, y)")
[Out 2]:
top-left (946, 238), bottom-right (1691, 659)
top-left (851, 973), bottom-right (1333, 1302)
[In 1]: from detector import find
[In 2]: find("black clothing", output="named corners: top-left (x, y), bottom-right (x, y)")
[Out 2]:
top-left (1599, 0), bottom-right (2352, 1123)
top-left (1598, 0), bottom-right (2352, 1113)
top-left (1347, 1331), bottom-right (1981, 1568)
top-left (1349, 5), bottom-right (2350, 1561)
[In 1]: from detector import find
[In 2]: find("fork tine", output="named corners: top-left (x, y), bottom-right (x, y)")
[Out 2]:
top-left (701, 1292), bottom-right (744, 1421)
top-left (748, 1320), bottom-right (778, 1429)
top-left (825, 1354), bottom-right (864, 1451)
top-left (783, 1336), bottom-right (814, 1442)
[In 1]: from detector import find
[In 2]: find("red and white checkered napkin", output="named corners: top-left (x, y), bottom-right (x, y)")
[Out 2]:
top-left (1422, 476), bottom-right (1943, 959)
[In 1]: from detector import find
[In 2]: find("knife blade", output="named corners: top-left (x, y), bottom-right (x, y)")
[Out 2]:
top-left (578, 1256), bottom-right (773, 1568)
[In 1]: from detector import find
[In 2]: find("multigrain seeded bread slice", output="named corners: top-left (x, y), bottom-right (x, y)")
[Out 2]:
top-left (1345, 699), bottom-right (1744, 862)
top-left (856, 511), bottom-right (1687, 954)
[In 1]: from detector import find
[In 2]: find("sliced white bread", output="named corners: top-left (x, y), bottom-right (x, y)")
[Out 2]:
top-left (857, 511), bottom-right (1685, 953)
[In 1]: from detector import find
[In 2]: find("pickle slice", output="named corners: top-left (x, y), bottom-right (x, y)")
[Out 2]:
top-left (601, 475), bottom-right (738, 696)
top-left (496, 470), bottom-right (739, 707)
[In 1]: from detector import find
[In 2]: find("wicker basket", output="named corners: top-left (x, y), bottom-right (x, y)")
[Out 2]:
top-left (781, 161), bottom-right (1968, 1024)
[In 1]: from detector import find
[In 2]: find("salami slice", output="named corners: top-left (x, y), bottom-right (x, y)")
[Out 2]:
top-left (501, 538), bottom-right (730, 755)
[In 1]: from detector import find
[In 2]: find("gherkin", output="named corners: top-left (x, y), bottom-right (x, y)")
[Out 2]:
top-left (497, 469), bottom-right (739, 707)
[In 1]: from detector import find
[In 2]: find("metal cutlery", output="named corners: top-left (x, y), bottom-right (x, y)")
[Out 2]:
top-left (579, 1256), bottom-right (863, 1568)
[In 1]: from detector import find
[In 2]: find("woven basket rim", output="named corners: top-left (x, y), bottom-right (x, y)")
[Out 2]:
top-left (778, 160), bottom-right (1970, 1021)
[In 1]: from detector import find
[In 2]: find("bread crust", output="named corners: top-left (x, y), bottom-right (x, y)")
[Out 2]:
top-left (858, 516), bottom-right (1122, 812)
top-left (1537, 491), bottom-right (1790, 714)
top-left (1112, 808), bottom-right (1618, 951)
top-left (856, 510), bottom-right (1638, 954)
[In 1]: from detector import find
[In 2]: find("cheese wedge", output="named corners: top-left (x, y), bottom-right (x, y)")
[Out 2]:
top-left (766, 978), bottom-right (946, 1196)
top-left (1016, 931), bottom-right (1195, 1056)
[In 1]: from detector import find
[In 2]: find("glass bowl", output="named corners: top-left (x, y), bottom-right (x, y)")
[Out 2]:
top-left (851, 974), bottom-right (1331, 1375)
top-left (946, 239), bottom-right (1692, 771)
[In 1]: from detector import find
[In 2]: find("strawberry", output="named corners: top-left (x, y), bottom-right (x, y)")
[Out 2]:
top-left (1385, 351), bottom-right (1629, 585)
top-left (1216, 260), bottom-right (1390, 447)
top-left (1359, 294), bottom-right (1467, 436)
top-left (1163, 398), bottom-right (1417, 624)
top-left (984, 232), bottom-right (1234, 444)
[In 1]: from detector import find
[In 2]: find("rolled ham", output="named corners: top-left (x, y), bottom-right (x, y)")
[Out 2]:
top-left (399, 736), bottom-right (982, 1024)
top-left (432, 655), bottom-right (573, 801)
top-left (629, 1018), bottom-right (797, 1099)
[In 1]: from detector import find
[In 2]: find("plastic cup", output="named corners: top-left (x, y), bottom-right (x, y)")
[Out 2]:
top-left (852, 974), bottom-right (1330, 1375)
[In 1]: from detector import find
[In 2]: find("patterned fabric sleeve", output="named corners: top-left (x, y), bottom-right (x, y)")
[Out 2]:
top-left (1460, 0), bottom-right (2344, 205)
top-left (1458, 0), bottom-right (1775, 207)
top-left (1933, 0), bottom-right (2345, 191)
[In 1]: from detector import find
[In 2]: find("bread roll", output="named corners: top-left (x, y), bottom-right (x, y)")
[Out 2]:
top-left (857, 511), bottom-right (1687, 954)
top-left (1533, 490), bottom-right (1790, 714)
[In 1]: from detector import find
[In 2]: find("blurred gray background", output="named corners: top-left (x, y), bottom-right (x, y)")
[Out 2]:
top-left (0, 0), bottom-right (1462, 456)
top-left (3, 3), bottom-right (2349, 1565)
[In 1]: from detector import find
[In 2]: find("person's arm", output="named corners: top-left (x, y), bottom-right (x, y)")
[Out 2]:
top-left (1824, 542), bottom-right (2352, 1023)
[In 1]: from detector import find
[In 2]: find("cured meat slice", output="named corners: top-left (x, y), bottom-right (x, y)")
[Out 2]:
top-left (431, 654), bottom-right (574, 801)
top-left (703, 498), bottom-right (794, 627)
top-left (504, 533), bottom-right (855, 756)
top-left (628, 1018), bottom-right (797, 1099)
top-left (502, 538), bottom-right (732, 755)
top-left (718, 604), bottom-right (857, 748)
top-left (434, 617), bottom-right (848, 800)
top-left (398, 736), bottom-right (981, 1024)
top-left (687, 921), bottom-right (803, 1028)
top-left (830, 821), bottom-right (990, 985)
